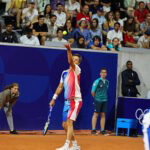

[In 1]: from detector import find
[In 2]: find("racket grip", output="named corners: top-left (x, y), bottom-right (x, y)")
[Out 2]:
top-left (50, 106), bottom-right (53, 111)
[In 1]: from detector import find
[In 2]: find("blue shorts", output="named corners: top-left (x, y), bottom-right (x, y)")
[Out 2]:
top-left (62, 99), bottom-right (82, 122)
top-left (62, 100), bottom-right (70, 122)
top-left (94, 101), bottom-right (107, 113)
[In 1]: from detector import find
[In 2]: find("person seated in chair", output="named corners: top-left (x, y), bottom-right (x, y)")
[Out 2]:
top-left (1, 23), bottom-right (18, 43)
top-left (88, 35), bottom-right (107, 50)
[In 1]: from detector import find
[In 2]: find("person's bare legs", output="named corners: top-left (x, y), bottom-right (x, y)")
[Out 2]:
top-left (100, 112), bottom-right (106, 132)
top-left (62, 122), bottom-right (67, 132)
top-left (63, 122), bottom-right (75, 141)
top-left (67, 119), bottom-right (74, 140)
top-left (56, 120), bottom-right (74, 149)
top-left (92, 112), bottom-right (99, 132)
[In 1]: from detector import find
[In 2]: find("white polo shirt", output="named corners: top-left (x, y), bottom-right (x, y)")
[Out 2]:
top-left (107, 29), bottom-right (123, 41)
top-left (137, 35), bottom-right (150, 48)
top-left (47, 22), bottom-right (58, 37)
top-left (52, 37), bottom-right (67, 43)
top-left (22, 8), bottom-right (38, 22)
top-left (20, 35), bottom-right (40, 46)
top-left (65, 0), bottom-right (80, 12)
top-left (54, 11), bottom-right (66, 27)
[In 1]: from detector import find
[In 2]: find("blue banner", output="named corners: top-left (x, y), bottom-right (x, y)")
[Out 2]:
top-left (0, 44), bottom-right (118, 130)
top-left (117, 97), bottom-right (150, 134)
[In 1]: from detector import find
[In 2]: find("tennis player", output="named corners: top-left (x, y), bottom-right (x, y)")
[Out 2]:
top-left (49, 44), bottom-right (82, 150)
top-left (142, 109), bottom-right (150, 150)
top-left (0, 83), bottom-right (19, 134)
top-left (91, 68), bottom-right (109, 135)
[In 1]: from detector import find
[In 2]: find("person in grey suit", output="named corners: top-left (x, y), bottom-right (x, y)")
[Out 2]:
top-left (0, 83), bottom-right (19, 134)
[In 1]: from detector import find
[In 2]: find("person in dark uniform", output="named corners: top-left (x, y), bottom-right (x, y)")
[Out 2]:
top-left (121, 60), bottom-right (140, 97)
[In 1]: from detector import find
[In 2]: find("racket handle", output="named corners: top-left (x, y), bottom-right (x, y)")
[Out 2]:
top-left (50, 106), bottom-right (53, 111)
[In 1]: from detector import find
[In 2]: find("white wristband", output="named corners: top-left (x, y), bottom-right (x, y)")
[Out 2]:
top-left (52, 94), bottom-right (58, 100)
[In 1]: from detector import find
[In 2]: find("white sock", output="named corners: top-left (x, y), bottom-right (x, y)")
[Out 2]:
top-left (72, 140), bottom-right (77, 147)
top-left (64, 140), bottom-right (70, 147)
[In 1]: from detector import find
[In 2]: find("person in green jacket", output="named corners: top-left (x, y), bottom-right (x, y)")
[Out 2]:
top-left (91, 68), bottom-right (109, 135)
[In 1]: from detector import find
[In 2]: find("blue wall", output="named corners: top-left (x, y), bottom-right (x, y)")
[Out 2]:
top-left (0, 44), bottom-right (118, 130)
top-left (117, 97), bottom-right (150, 134)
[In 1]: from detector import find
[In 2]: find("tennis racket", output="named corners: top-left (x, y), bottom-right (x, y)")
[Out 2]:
top-left (43, 106), bottom-right (53, 135)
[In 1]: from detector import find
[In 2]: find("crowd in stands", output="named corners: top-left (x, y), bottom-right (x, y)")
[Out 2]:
top-left (0, 0), bottom-right (150, 50)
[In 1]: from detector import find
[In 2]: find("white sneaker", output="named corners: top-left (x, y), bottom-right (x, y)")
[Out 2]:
top-left (69, 145), bottom-right (80, 150)
top-left (56, 145), bottom-right (69, 150)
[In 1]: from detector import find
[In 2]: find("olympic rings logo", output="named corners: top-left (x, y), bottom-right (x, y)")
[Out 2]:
top-left (135, 108), bottom-right (149, 125)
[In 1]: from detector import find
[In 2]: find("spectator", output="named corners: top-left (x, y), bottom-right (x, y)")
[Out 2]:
top-left (79, 0), bottom-right (94, 6)
top-left (136, 0), bottom-right (150, 6)
top-left (63, 19), bottom-right (75, 44)
top-left (4, 0), bottom-right (27, 28)
top-left (1, 23), bottom-right (18, 43)
top-left (137, 30), bottom-right (150, 48)
top-left (123, 31), bottom-right (139, 48)
top-left (76, 4), bottom-right (91, 27)
top-left (89, 0), bottom-right (101, 16)
top-left (43, 4), bottom-right (52, 24)
top-left (102, 11), bottom-right (115, 44)
top-left (124, 16), bottom-right (138, 33)
top-left (107, 22), bottom-right (123, 44)
top-left (74, 19), bottom-right (91, 45)
top-left (20, 28), bottom-right (40, 46)
top-left (121, 60), bottom-right (140, 97)
top-left (124, 0), bottom-right (136, 9)
top-left (107, 37), bottom-right (121, 51)
top-left (87, 36), bottom-right (107, 50)
top-left (124, 16), bottom-right (140, 43)
top-left (103, 11), bottom-right (115, 31)
top-left (72, 36), bottom-right (86, 48)
top-left (54, 3), bottom-right (66, 27)
top-left (52, 28), bottom-right (67, 42)
top-left (100, 0), bottom-right (112, 14)
top-left (90, 18), bottom-right (103, 42)
top-left (32, 15), bottom-right (48, 45)
top-left (114, 11), bottom-right (125, 28)
top-left (126, 7), bottom-right (135, 18)
top-left (51, 0), bottom-right (65, 10)
top-left (65, 0), bottom-right (80, 19)
top-left (92, 7), bottom-right (106, 30)
top-left (47, 15), bottom-right (58, 40)
top-left (22, 2), bottom-right (38, 27)
top-left (134, 1), bottom-right (149, 23)
top-left (140, 13), bottom-right (150, 34)
top-left (36, 0), bottom-right (50, 14)
top-left (111, 0), bottom-right (125, 13)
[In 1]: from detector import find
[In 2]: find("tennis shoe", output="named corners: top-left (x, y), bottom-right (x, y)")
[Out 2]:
top-left (56, 145), bottom-right (69, 150)
top-left (69, 145), bottom-right (80, 150)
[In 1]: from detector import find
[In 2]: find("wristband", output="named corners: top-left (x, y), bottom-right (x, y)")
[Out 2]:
top-left (52, 94), bottom-right (58, 100)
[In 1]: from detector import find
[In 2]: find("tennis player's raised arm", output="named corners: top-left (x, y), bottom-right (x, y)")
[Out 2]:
top-left (64, 44), bottom-right (75, 70)
top-left (49, 82), bottom-right (63, 106)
